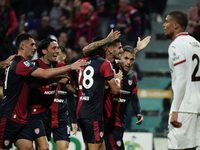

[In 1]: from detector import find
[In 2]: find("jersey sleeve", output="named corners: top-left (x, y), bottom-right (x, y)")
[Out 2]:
top-left (168, 44), bottom-right (186, 66)
top-left (170, 60), bottom-right (187, 112)
top-left (100, 60), bottom-right (114, 80)
top-left (169, 44), bottom-right (187, 112)
top-left (16, 60), bottom-right (38, 77)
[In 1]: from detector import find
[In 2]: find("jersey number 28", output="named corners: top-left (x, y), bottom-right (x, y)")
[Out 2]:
top-left (78, 66), bottom-right (94, 89)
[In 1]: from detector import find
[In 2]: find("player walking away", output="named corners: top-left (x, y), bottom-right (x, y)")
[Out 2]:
top-left (163, 10), bottom-right (200, 150)
top-left (103, 46), bottom-right (143, 150)
top-left (0, 33), bottom-right (86, 150)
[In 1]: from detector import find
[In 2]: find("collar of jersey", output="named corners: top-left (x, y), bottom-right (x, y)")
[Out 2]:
top-left (173, 32), bottom-right (188, 41)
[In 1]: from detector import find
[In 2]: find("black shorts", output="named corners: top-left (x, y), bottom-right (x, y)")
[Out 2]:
top-left (15, 119), bottom-right (33, 141)
top-left (52, 125), bottom-right (71, 142)
top-left (0, 117), bottom-right (26, 149)
top-left (104, 126), bottom-right (125, 150)
top-left (78, 119), bottom-right (104, 143)
top-left (30, 113), bottom-right (51, 141)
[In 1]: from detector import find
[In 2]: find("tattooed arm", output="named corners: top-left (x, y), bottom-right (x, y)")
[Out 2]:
top-left (82, 30), bottom-right (121, 57)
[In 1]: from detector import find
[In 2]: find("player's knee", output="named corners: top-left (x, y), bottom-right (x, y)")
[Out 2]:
top-left (38, 143), bottom-right (49, 150)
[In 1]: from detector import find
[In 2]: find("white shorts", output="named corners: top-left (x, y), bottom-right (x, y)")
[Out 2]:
top-left (168, 113), bottom-right (200, 149)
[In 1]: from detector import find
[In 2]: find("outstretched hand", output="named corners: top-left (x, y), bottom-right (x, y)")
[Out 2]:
top-left (136, 36), bottom-right (151, 53)
top-left (106, 29), bottom-right (121, 43)
top-left (70, 59), bottom-right (87, 70)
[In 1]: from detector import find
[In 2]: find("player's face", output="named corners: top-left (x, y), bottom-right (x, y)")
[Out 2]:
top-left (57, 49), bottom-right (66, 62)
top-left (120, 51), bottom-right (135, 73)
top-left (24, 38), bottom-right (36, 59)
top-left (46, 41), bottom-right (59, 63)
top-left (163, 15), bottom-right (176, 38)
top-left (112, 42), bottom-right (123, 59)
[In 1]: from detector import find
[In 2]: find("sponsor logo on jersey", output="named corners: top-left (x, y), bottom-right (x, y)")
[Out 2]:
top-left (116, 140), bottom-right (121, 147)
top-left (54, 99), bottom-right (64, 103)
top-left (120, 90), bottom-right (131, 95)
top-left (4, 140), bottom-right (10, 146)
top-left (24, 61), bottom-right (31, 67)
top-left (34, 128), bottom-right (40, 134)
top-left (80, 96), bottom-right (89, 101)
top-left (128, 80), bottom-right (132, 85)
top-left (58, 90), bottom-right (67, 95)
top-left (189, 42), bottom-right (200, 47)
top-left (100, 132), bottom-right (104, 138)
top-left (172, 52), bottom-right (181, 62)
top-left (44, 91), bottom-right (55, 95)
top-left (113, 98), bottom-right (126, 103)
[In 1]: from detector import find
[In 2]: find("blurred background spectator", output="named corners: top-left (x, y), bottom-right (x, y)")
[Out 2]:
top-left (56, 14), bottom-right (75, 48)
top-left (0, 0), bottom-right (17, 59)
top-left (188, 0), bottom-right (200, 42)
top-left (88, 0), bottom-right (112, 37)
top-left (36, 15), bottom-right (56, 41)
top-left (133, 0), bottom-right (152, 37)
top-left (45, 0), bottom-right (69, 30)
top-left (151, 0), bottom-right (167, 23)
top-left (72, 2), bottom-right (99, 46)
top-left (116, 0), bottom-right (141, 47)
top-left (26, 0), bottom-right (52, 19)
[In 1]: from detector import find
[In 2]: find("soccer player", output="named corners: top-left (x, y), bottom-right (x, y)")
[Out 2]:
top-left (76, 34), bottom-right (123, 150)
top-left (27, 38), bottom-right (80, 150)
top-left (103, 46), bottom-right (143, 150)
top-left (0, 33), bottom-right (86, 150)
top-left (50, 46), bottom-right (78, 150)
top-left (163, 10), bottom-right (200, 150)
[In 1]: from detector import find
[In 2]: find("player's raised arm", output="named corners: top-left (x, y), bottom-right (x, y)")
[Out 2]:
top-left (82, 30), bottom-right (121, 56)
top-left (134, 36), bottom-right (151, 53)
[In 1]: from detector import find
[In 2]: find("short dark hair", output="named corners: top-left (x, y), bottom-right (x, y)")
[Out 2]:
top-left (59, 46), bottom-right (67, 55)
top-left (90, 36), bottom-right (106, 57)
top-left (169, 10), bottom-right (188, 30)
top-left (15, 33), bottom-right (34, 50)
top-left (107, 38), bottom-right (121, 48)
top-left (122, 45), bottom-right (136, 54)
top-left (37, 38), bottom-right (56, 58)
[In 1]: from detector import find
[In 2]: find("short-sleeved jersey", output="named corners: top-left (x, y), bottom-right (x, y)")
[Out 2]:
top-left (104, 68), bottom-right (138, 127)
top-left (0, 56), bottom-right (38, 124)
top-left (168, 32), bottom-right (200, 113)
top-left (28, 59), bottom-right (65, 114)
top-left (76, 56), bottom-right (114, 121)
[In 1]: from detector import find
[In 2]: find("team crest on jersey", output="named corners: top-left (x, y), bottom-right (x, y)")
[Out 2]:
top-left (128, 80), bottom-right (132, 85)
top-left (24, 61), bottom-right (31, 67)
top-left (34, 128), bottom-right (40, 134)
top-left (116, 140), bottom-right (121, 147)
top-left (100, 132), bottom-right (104, 138)
top-left (4, 140), bottom-right (10, 146)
